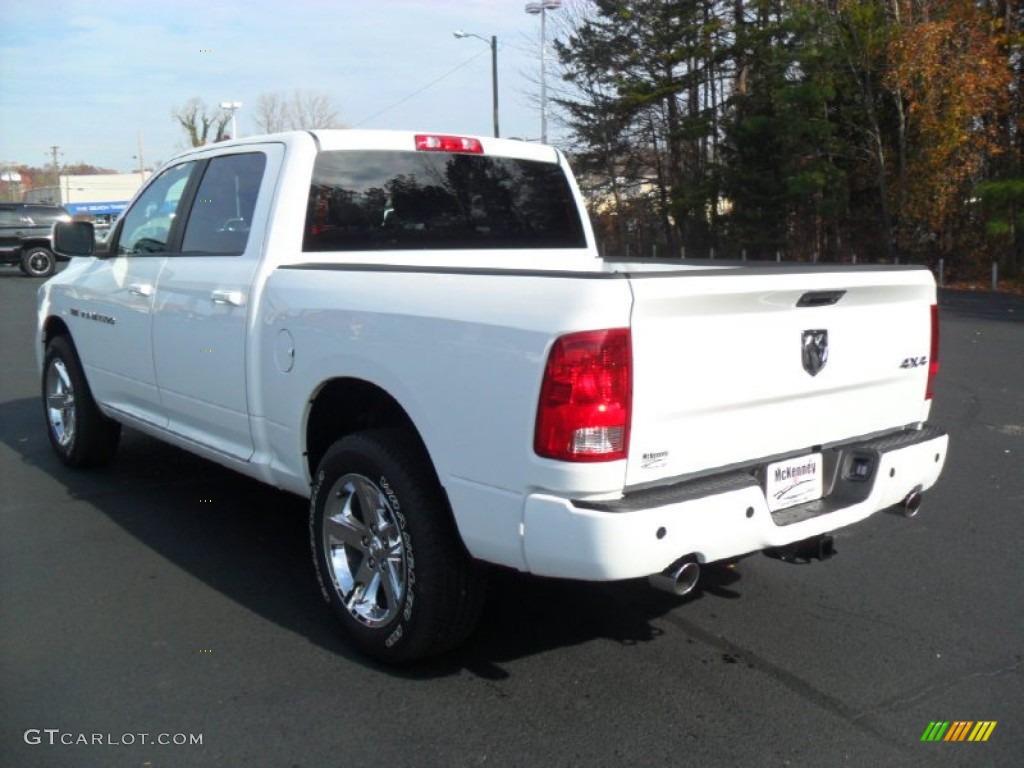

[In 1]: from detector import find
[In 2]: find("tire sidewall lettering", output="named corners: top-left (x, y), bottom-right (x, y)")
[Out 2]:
top-left (311, 454), bottom-right (418, 653)
top-left (379, 472), bottom-right (417, 631)
top-left (385, 624), bottom-right (403, 648)
top-left (310, 469), bottom-right (333, 603)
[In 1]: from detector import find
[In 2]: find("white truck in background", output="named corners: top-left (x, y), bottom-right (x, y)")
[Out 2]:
top-left (38, 130), bottom-right (948, 662)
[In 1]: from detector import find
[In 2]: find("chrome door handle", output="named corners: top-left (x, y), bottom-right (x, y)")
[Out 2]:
top-left (211, 289), bottom-right (245, 307)
top-left (128, 283), bottom-right (154, 297)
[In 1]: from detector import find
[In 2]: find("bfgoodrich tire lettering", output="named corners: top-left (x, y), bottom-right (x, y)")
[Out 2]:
top-left (310, 429), bottom-right (485, 663)
top-left (42, 335), bottom-right (121, 467)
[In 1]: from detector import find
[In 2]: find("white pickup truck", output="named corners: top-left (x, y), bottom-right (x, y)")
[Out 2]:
top-left (38, 130), bottom-right (948, 662)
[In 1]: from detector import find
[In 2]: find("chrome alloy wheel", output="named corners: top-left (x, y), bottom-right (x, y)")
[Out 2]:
top-left (322, 473), bottom-right (408, 628)
top-left (45, 358), bottom-right (76, 448)
top-left (29, 252), bottom-right (49, 273)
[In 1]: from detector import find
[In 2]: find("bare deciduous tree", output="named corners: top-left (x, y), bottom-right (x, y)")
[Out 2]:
top-left (288, 89), bottom-right (343, 129)
top-left (253, 90), bottom-right (345, 132)
top-left (253, 93), bottom-right (291, 133)
top-left (171, 98), bottom-right (233, 147)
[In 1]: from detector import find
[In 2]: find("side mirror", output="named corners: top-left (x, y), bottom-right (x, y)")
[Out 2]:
top-left (53, 221), bottom-right (96, 258)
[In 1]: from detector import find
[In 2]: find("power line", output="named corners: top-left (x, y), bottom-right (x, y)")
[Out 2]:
top-left (353, 49), bottom-right (489, 128)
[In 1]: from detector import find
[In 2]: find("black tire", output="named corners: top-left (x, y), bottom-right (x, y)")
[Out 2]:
top-left (21, 245), bottom-right (57, 278)
top-left (310, 429), bottom-right (485, 663)
top-left (42, 335), bottom-right (121, 468)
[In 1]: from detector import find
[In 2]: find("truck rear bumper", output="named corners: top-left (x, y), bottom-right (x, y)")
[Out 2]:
top-left (521, 426), bottom-right (948, 580)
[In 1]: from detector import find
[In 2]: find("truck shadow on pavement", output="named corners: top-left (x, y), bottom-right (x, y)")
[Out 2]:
top-left (1, 395), bottom-right (743, 678)
top-left (439, 564), bottom-right (743, 681)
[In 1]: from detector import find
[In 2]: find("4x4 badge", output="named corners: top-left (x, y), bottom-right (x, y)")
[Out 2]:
top-left (801, 329), bottom-right (828, 376)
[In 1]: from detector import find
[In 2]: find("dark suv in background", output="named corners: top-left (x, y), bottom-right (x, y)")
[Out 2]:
top-left (0, 203), bottom-right (72, 277)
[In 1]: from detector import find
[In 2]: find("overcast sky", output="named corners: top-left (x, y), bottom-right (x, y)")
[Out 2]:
top-left (0, 0), bottom-right (557, 172)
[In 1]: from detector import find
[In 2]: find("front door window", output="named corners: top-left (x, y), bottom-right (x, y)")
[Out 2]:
top-left (114, 163), bottom-right (197, 255)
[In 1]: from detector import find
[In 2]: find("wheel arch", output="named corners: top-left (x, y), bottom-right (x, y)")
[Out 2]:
top-left (305, 377), bottom-right (435, 487)
top-left (42, 315), bottom-right (71, 348)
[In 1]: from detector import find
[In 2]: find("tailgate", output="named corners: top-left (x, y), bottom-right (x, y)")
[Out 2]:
top-left (623, 264), bottom-right (937, 489)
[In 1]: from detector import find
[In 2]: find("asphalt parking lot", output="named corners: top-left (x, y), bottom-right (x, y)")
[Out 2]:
top-left (1, 268), bottom-right (1022, 767)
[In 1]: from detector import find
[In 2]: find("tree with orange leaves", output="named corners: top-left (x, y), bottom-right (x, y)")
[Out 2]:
top-left (886, 1), bottom-right (1011, 258)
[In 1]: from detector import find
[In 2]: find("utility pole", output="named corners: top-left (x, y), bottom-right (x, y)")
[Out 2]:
top-left (135, 132), bottom-right (146, 181)
top-left (48, 145), bottom-right (63, 205)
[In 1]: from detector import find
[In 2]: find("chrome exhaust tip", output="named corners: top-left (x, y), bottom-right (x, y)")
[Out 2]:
top-left (902, 486), bottom-right (923, 518)
top-left (649, 557), bottom-right (701, 597)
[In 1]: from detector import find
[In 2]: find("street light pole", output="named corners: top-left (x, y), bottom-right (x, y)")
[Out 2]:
top-left (453, 31), bottom-right (500, 138)
top-left (525, 0), bottom-right (561, 144)
top-left (489, 35), bottom-right (499, 139)
top-left (219, 101), bottom-right (242, 140)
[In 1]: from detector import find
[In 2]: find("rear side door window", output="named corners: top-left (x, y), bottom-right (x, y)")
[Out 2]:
top-left (180, 153), bottom-right (267, 255)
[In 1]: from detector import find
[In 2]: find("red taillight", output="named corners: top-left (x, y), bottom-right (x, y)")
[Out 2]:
top-left (926, 303), bottom-right (939, 400)
top-left (414, 134), bottom-right (483, 154)
top-left (534, 329), bottom-right (632, 462)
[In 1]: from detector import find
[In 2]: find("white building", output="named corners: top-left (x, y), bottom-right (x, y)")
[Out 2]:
top-left (25, 172), bottom-right (150, 222)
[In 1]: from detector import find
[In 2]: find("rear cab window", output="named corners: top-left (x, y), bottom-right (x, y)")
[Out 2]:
top-left (304, 150), bottom-right (586, 252)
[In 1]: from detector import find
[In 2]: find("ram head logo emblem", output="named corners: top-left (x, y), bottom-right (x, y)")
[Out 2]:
top-left (801, 329), bottom-right (829, 377)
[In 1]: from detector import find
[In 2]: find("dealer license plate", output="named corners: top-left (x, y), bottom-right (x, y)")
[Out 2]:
top-left (765, 453), bottom-right (823, 512)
